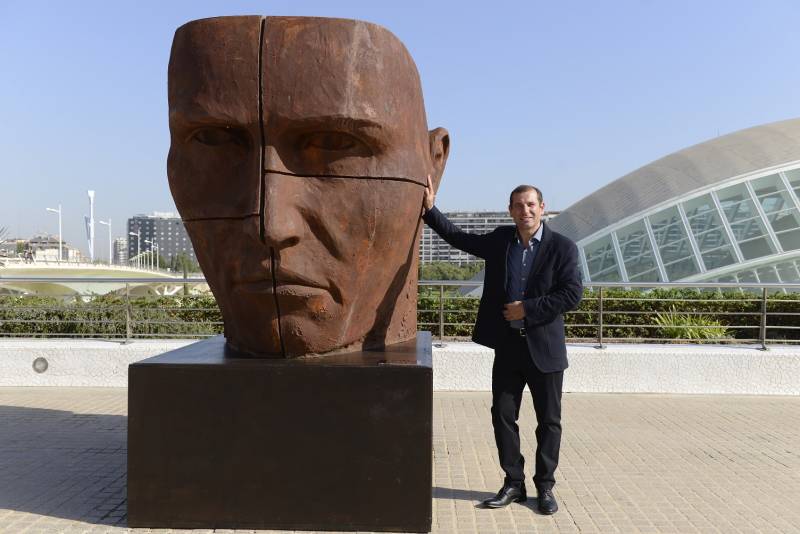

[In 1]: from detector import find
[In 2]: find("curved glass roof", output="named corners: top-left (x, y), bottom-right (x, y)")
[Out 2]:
top-left (575, 164), bottom-right (800, 288)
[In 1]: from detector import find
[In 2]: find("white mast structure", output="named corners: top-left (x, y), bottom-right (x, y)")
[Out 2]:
top-left (85, 190), bottom-right (95, 262)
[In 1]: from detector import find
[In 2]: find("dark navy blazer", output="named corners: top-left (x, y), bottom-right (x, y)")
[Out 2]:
top-left (422, 206), bottom-right (583, 372)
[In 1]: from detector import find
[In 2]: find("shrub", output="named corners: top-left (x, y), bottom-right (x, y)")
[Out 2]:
top-left (653, 305), bottom-right (731, 340)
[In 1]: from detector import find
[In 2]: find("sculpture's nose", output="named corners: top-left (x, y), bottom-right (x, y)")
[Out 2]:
top-left (261, 171), bottom-right (302, 251)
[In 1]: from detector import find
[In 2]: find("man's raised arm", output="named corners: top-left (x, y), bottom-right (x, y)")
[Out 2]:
top-left (421, 175), bottom-right (491, 259)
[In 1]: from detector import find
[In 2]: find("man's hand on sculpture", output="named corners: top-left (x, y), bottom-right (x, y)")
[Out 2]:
top-left (503, 301), bottom-right (525, 321)
top-left (423, 174), bottom-right (435, 214)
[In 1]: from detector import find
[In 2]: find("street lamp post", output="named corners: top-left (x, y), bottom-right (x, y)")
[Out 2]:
top-left (145, 239), bottom-right (157, 271)
top-left (99, 219), bottom-right (112, 264)
top-left (45, 204), bottom-right (62, 263)
top-left (129, 230), bottom-right (141, 269)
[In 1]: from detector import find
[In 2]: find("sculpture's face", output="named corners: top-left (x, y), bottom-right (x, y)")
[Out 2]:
top-left (167, 16), bottom-right (447, 357)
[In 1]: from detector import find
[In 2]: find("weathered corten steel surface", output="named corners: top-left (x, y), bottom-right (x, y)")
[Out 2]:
top-left (167, 16), bottom-right (450, 358)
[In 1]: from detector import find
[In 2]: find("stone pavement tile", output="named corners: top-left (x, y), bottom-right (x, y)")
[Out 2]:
top-left (2, 388), bottom-right (800, 533)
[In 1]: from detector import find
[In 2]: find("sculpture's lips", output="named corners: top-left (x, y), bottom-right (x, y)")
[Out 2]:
top-left (232, 269), bottom-right (331, 297)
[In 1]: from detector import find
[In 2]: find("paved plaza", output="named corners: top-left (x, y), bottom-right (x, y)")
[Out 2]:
top-left (0, 388), bottom-right (798, 533)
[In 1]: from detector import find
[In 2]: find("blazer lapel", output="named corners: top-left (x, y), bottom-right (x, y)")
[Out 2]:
top-left (529, 223), bottom-right (551, 277)
top-left (503, 227), bottom-right (514, 293)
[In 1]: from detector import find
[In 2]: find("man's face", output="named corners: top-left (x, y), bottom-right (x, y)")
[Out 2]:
top-left (509, 190), bottom-right (545, 235)
top-left (167, 17), bottom-right (444, 357)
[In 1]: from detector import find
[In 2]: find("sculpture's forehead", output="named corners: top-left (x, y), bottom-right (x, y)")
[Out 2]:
top-left (168, 16), bottom-right (261, 125)
top-left (264, 17), bottom-right (423, 122)
top-left (169, 16), bottom-right (424, 124)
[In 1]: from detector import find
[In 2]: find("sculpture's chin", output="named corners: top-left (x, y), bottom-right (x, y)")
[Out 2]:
top-left (278, 313), bottom-right (348, 358)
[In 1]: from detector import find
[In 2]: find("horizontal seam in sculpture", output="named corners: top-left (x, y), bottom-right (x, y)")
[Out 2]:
top-left (263, 168), bottom-right (426, 187)
top-left (183, 213), bottom-right (260, 223)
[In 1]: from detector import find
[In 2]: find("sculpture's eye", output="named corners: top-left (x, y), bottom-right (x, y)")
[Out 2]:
top-left (302, 132), bottom-right (371, 156)
top-left (190, 127), bottom-right (249, 147)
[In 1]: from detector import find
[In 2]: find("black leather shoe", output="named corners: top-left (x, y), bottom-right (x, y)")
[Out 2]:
top-left (481, 484), bottom-right (527, 508)
top-left (537, 487), bottom-right (558, 514)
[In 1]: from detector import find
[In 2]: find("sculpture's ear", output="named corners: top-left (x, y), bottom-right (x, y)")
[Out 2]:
top-left (428, 127), bottom-right (450, 192)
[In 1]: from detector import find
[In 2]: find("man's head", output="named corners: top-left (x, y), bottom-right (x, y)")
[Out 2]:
top-left (508, 185), bottom-right (545, 236)
top-left (167, 16), bottom-right (449, 357)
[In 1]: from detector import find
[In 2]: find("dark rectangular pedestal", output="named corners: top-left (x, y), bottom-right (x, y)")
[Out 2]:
top-left (127, 332), bottom-right (432, 532)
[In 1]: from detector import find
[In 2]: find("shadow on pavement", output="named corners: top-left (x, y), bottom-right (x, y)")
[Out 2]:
top-left (433, 485), bottom-right (495, 503)
top-left (0, 405), bottom-right (127, 527)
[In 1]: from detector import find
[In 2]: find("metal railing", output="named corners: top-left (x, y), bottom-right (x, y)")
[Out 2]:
top-left (419, 280), bottom-right (800, 348)
top-left (1, 277), bottom-right (799, 347)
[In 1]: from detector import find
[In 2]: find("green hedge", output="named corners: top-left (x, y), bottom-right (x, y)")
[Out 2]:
top-left (1, 289), bottom-right (798, 341)
top-left (0, 294), bottom-right (223, 338)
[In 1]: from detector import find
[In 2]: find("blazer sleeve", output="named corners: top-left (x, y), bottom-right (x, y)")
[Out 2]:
top-left (422, 206), bottom-right (492, 259)
top-left (522, 238), bottom-right (583, 322)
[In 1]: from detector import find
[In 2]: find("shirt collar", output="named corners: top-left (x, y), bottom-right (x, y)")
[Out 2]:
top-left (516, 222), bottom-right (544, 246)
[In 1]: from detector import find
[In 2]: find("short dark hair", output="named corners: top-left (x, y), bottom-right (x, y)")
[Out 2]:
top-left (509, 185), bottom-right (543, 206)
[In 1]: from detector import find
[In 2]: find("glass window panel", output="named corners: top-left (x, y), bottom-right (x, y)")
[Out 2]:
top-left (625, 249), bottom-right (659, 277)
top-left (785, 168), bottom-right (800, 197)
top-left (651, 223), bottom-right (686, 247)
top-left (694, 227), bottom-right (728, 252)
top-left (683, 195), bottom-right (716, 219)
top-left (616, 221), bottom-right (649, 258)
top-left (738, 236), bottom-right (776, 260)
top-left (751, 174), bottom-right (783, 196)
top-left (718, 184), bottom-right (759, 221)
top-left (757, 266), bottom-right (780, 283)
top-left (629, 268), bottom-right (661, 283)
top-left (767, 209), bottom-right (800, 233)
top-left (701, 246), bottom-right (736, 270)
top-left (663, 256), bottom-right (699, 281)
top-left (591, 267), bottom-right (622, 282)
top-left (658, 238), bottom-right (693, 264)
top-left (686, 212), bottom-right (715, 235)
top-left (758, 191), bottom-right (794, 214)
top-left (737, 270), bottom-right (758, 283)
top-left (650, 206), bottom-right (682, 226)
top-left (776, 262), bottom-right (800, 283)
top-left (729, 216), bottom-right (769, 242)
top-left (776, 228), bottom-right (800, 251)
top-left (584, 236), bottom-right (620, 281)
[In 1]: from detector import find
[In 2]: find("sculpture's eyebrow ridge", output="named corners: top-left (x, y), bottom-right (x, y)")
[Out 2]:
top-left (262, 169), bottom-right (427, 187)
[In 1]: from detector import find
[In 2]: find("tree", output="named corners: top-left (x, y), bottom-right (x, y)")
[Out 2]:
top-left (171, 252), bottom-right (201, 274)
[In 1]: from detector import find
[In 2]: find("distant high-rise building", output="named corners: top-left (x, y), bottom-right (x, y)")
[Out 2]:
top-left (419, 211), bottom-right (559, 264)
top-left (127, 212), bottom-right (196, 265)
top-left (113, 237), bottom-right (128, 265)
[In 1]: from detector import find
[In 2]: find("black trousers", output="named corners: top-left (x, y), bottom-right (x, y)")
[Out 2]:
top-left (491, 332), bottom-right (564, 491)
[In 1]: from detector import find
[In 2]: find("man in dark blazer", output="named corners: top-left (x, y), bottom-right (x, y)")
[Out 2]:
top-left (421, 177), bottom-right (583, 514)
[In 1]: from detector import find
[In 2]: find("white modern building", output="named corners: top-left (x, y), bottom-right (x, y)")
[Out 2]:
top-left (113, 237), bottom-right (128, 266)
top-left (549, 118), bottom-right (800, 288)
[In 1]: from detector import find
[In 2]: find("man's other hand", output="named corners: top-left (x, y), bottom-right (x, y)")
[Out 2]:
top-left (423, 174), bottom-right (435, 213)
top-left (503, 301), bottom-right (525, 321)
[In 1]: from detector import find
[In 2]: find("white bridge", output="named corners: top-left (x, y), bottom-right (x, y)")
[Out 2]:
top-left (0, 260), bottom-right (207, 296)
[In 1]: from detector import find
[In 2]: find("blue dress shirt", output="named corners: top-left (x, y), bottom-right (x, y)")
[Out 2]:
top-left (506, 223), bottom-right (543, 329)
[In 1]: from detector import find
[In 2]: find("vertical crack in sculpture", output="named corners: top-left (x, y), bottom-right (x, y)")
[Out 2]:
top-left (270, 247), bottom-right (286, 356)
top-left (258, 16), bottom-right (267, 244)
top-left (258, 17), bottom-right (285, 356)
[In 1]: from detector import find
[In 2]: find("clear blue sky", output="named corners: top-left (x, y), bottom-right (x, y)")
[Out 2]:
top-left (2, 0), bottom-right (800, 259)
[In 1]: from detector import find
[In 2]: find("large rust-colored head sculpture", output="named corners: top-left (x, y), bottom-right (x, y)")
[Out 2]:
top-left (167, 16), bottom-right (449, 357)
